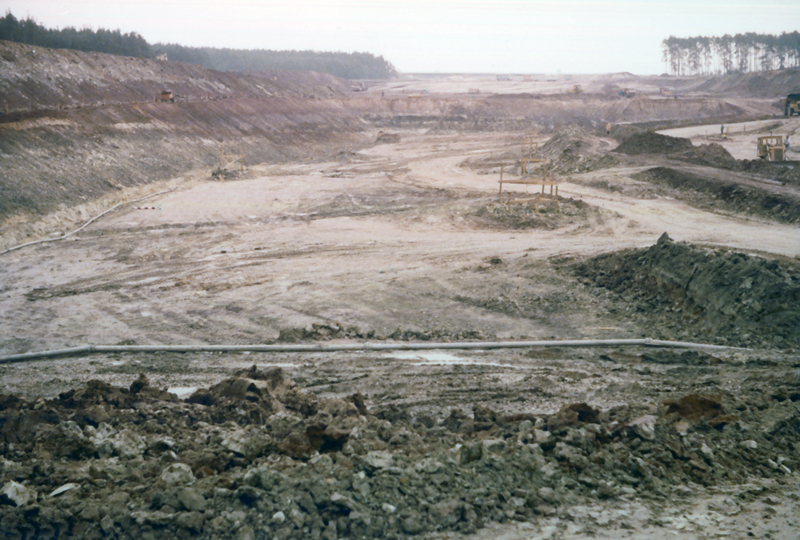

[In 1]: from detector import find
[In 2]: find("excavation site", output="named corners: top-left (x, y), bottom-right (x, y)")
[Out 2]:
top-left (1, 40), bottom-right (800, 540)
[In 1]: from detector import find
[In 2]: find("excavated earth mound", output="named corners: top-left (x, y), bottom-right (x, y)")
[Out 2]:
top-left (2, 365), bottom-right (800, 540)
top-left (679, 143), bottom-right (739, 169)
top-left (687, 67), bottom-right (800, 98)
top-left (612, 132), bottom-right (694, 155)
top-left (573, 233), bottom-right (800, 349)
top-left (631, 167), bottom-right (800, 224)
top-left (472, 198), bottom-right (594, 229)
top-left (738, 160), bottom-right (800, 187)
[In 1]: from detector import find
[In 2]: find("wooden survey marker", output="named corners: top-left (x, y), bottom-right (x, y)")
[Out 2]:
top-left (498, 158), bottom-right (560, 208)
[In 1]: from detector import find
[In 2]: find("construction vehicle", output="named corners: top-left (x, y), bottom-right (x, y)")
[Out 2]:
top-left (785, 94), bottom-right (800, 116)
top-left (757, 135), bottom-right (785, 161)
top-left (159, 90), bottom-right (175, 102)
top-left (618, 88), bottom-right (635, 98)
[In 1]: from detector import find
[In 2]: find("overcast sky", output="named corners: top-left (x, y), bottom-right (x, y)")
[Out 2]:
top-left (4, 0), bottom-right (799, 74)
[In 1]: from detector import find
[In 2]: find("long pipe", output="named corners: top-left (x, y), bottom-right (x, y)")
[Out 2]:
top-left (0, 188), bottom-right (177, 256)
top-left (0, 338), bottom-right (746, 365)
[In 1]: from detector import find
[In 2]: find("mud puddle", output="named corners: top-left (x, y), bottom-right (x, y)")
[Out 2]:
top-left (389, 351), bottom-right (522, 369)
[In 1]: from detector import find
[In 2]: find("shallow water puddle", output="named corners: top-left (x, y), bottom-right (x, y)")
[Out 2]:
top-left (167, 387), bottom-right (198, 398)
top-left (256, 363), bottom-right (299, 369)
top-left (387, 351), bottom-right (520, 368)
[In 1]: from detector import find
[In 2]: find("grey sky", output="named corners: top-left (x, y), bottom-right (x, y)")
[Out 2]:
top-left (4, 0), bottom-right (799, 74)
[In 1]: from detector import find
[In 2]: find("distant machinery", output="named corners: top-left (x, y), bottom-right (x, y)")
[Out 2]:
top-left (159, 90), bottom-right (175, 102)
top-left (757, 135), bottom-right (785, 161)
top-left (785, 93), bottom-right (800, 116)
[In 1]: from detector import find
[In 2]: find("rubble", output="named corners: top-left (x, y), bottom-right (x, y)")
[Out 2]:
top-left (2, 364), bottom-right (799, 539)
top-left (573, 233), bottom-right (800, 348)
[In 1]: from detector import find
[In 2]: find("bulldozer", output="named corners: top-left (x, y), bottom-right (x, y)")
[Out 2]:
top-left (159, 90), bottom-right (175, 102)
top-left (785, 93), bottom-right (800, 116)
top-left (757, 135), bottom-right (785, 161)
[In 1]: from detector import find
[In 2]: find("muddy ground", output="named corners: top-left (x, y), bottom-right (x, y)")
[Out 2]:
top-left (2, 44), bottom-right (800, 539)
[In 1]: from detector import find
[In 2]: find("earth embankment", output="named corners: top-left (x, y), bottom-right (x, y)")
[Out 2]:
top-left (0, 41), bottom-right (371, 224)
top-left (670, 67), bottom-right (800, 98)
top-left (0, 40), bottom-right (350, 111)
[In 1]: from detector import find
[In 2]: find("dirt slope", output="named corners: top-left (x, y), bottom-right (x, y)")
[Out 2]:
top-left (0, 41), bottom-right (372, 224)
top-left (0, 40), bottom-right (349, 111)
top-left (678, 67), bottom-right (800, 98)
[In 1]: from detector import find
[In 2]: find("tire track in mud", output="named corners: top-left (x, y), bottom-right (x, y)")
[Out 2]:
top-left (24, 242), bottom-right (385, 302)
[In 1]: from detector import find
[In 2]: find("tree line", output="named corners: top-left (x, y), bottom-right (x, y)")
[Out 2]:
top-left (0, 11), bottom-right (150, 58)
top-left (154, 44), bottom-right (396, 80)
top-left (0, 12), bottom-right (396, 79)
top-left (662, 32), bottom-right (800, 76)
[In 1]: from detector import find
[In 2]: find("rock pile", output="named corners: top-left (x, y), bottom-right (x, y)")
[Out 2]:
top-left (574, 233), bottom-right (800, 348)
top-left (2, 364), bottom-right (799, 539)
top-left (631, 166), bottom-right (800, 224)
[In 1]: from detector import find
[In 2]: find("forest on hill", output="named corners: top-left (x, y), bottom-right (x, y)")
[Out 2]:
top-left (153, 44), bottom-right (396, 80)
top-left (0, 11), bottom-right (396, 79)
top-left (661, 32), bottom-right (800, 76)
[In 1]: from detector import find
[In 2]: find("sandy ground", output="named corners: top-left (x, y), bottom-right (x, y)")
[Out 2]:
top-left (2, 70), bottom-right (800, 538)
top-left (2, 129), bottom-right (798, 358)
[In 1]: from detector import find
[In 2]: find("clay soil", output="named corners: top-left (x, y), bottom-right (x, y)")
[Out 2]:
top-left (2, 44), bottom-right (800, 540)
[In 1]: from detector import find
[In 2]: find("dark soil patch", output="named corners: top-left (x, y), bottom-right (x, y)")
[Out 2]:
top-left (679, 143), bottom-right (739, 169)
top-left (534, 129), bottom-right (621, 174)
top-left (631, 167), bottom-right (800, 223)
top-left (573, 233), bottom-right (800, 348)
top-left (738, 160), bottom-right (800, 187)
top-left (471, 198), bottom-right (593, 229)
top-left (613, 132), bottom-right (694, 155)
top-left (2, 365), bottom-right (800, 539)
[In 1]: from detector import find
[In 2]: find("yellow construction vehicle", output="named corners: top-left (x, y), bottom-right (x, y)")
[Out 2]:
top-left (757, 135), bottom-right (785, 161)
top-left (159, 90), bottom-right (175, 102)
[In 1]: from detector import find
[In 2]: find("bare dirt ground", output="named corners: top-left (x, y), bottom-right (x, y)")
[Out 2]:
top-left (2, 53), bottom-right (800, 539)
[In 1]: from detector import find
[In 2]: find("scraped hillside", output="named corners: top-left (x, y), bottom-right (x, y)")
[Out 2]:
top-left (0, 41), bottom-right (370, 223)
top-left (0, 40), bottom-right (351, 111)
top-left (665, 67), bottom-right (800, 98)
